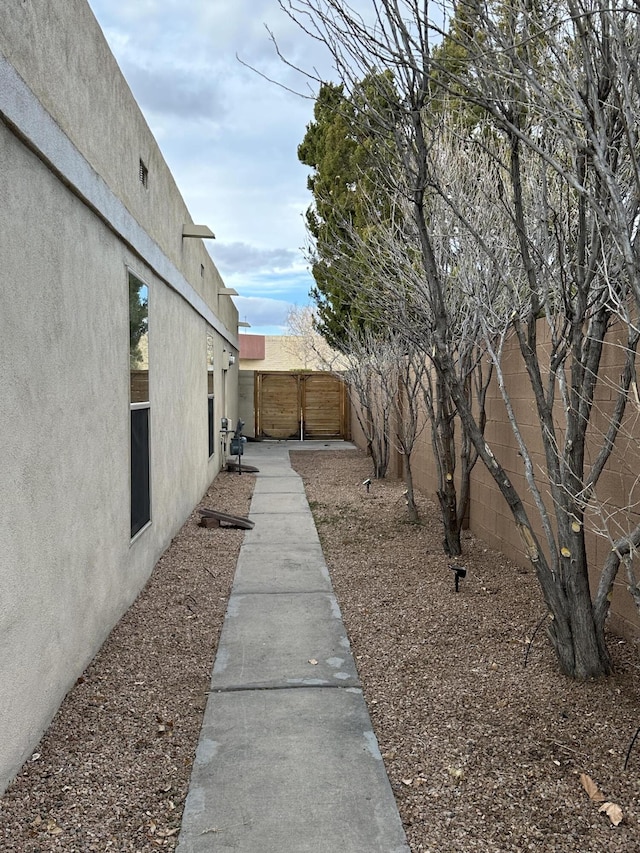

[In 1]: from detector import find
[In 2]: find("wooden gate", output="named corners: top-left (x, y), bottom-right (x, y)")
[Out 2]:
top-left (255, 372), bottom-right (350, 440)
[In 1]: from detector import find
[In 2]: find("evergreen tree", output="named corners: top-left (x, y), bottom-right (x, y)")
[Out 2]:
top-left (298, 75), bottom-right (397, 350)
top-left (129, 278), bottom-right (148, 368)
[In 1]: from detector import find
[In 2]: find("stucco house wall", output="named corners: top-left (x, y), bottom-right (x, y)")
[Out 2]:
top-left (0, 0), bottom-right (239, 793)
top-left (238, 370), bottom-right (257, 439)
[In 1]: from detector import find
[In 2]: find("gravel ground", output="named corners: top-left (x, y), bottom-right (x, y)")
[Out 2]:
top-left (290, 450), bottom-right (640, 853)
top-left (2, 448), bottom-right (639, 852)
top-left (0, 469), bottom-right (255, 852)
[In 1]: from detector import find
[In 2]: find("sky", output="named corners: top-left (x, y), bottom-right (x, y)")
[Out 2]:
top-left (87, 0), bottom-right (337, 335)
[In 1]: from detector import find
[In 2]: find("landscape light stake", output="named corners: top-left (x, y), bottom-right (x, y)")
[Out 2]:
top-left (523, 612), bottom-right (551, 668)
top-left (362, 477), bottom-right (371, 493)
top-left (449, 564), bottom-right (466, 592)
top-left (624, 725), bottom-right (640, 771)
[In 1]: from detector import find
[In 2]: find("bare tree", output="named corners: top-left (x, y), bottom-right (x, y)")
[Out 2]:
top-left (341, 325), bottom-right (395, 478)
top-left (341, 323), bottom-right (429, 522)
top-left (283, 304), bottom-right (344, 370)
top-left (277, 0), bottom-right (640, 677)
top-left (300, 116), bottom-right (496, 550)
top-left (393, 341), bottom-right (429, 523)
top-left (335, 165), bottom-right (494, 553)
top-left (437, 2), bottom-right (640, 675)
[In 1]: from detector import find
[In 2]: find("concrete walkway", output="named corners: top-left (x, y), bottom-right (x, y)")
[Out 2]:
top-left (176, 441), bottom-right (409, 853)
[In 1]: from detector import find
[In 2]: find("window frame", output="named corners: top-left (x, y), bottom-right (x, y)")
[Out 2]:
top-left (130, 401), bottom-right (151, 540)
top-left (129, 271), bottom-right (151, 540)
top-left (208, 393), bottom-right (215, 459)
top-left (207, 331), bottom-right (215, 460)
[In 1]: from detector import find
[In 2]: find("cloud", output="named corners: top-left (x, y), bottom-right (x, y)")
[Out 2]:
top-left (223, 266), bottom-right (313, 301)
top-left (211, 242), bottom-right (299, 275)
top-left (234, 296), bottom-right (292, 330)
top-left (119, 60), bottom-right (226, 121)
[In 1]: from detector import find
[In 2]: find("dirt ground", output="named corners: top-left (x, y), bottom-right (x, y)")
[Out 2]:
top-left (1, 448), bottom-right (639, 852)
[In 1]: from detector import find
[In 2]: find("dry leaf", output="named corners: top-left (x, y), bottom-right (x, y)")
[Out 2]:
top-left (447, 766), bottom-right (465, 781)
top-left (156, 716), bottom-right (174, 736)
top-left (157, 827), bottom-right (179, 837)
top-left (46, 818), bottom-right (63, 836)
top-left (580, 773), bottom-right (606, 802)
top-left (599, 802), bottom-right (623, 826)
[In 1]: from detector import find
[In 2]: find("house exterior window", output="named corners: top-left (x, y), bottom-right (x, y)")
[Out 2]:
top-left (129, 273), bottom-right (150, 537)
top-left (130, 404), bottom-right (150, 536)
top-left (207, 332), bottom-right (215, 458)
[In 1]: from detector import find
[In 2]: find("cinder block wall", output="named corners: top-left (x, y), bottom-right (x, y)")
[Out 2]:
top-left (349, 325), bottom-right (640, 639)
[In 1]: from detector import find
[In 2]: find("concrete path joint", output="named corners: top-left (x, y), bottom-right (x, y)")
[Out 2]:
top-left (177, 441), bottom-right (410, 853)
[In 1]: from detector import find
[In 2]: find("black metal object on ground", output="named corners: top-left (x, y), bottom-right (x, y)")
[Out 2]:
top-left (227, 461), bottom-right (259, 473)
top-left (449, 564), bottom-right (467, 592)
top-left (198, 508), bottom-right (255, 530)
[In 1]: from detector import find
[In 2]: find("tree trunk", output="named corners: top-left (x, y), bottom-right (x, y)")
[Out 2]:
top-left (403, 455), bottom-right (419, 522)
top-left (433, 374), bottom-right (462, 556)
top-left (437, 483), bottom-right (462, 556)
top-left (545, 577), bottom-right (612, 679)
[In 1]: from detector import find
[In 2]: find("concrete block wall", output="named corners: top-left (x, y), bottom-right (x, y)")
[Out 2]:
top-left (349, 326), bottom-right (640, 639)
top-left (239, 334), bottom-right (347, 373)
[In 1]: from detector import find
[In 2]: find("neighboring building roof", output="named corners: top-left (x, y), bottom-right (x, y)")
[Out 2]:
top-left (239, 335), bottom-right (266, 361)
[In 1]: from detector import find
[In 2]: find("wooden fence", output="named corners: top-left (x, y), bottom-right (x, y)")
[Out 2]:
top-left (254, 371), bottom-right (350, 440)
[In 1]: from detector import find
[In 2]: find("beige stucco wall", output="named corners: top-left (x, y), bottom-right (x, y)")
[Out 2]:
top-left (0, 0), bottom-right (238, 793)
top-left (0, 0), bottom-right (235, 333)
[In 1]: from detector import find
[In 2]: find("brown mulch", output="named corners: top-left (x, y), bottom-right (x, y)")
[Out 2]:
top-left (1, 448), bottom-right (639, 852)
